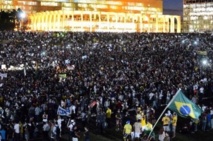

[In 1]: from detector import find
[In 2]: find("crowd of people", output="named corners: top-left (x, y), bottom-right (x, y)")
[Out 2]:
top-left (0, 31), bottom-right (212, 141)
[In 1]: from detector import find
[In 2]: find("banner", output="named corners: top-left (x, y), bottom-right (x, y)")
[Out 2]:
top-left (57, 106), bottom-right (71, 116)
top-left (58, 73), bottom-right (67, 78)
top-left (197, 51), bottom-right (207, 56)
top-left (89, 101), bottom-right (97, 108)
top-left (0, 73), bottom-right (7, 80)
top-left (168, 90), bottom-right (202, 119)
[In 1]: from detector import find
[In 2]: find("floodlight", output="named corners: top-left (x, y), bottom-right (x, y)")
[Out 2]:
top-left (194, 41), bottom-right (198, 45)
top-left (41, 51), bottom-right (46, 56)
top-left (201, 59), bottom-right (208, 66)
top-left (181, 40), bottom-right (185, 44)
top-left (20, 12), bottom-right (26, 19)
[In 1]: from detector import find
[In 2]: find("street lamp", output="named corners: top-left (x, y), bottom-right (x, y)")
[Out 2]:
top-left (17, 10), bottom-right (26, 31)
top-left (201, 58), bottom-right (208, 66)
top-left (19, 12), bottom-right (26, 19)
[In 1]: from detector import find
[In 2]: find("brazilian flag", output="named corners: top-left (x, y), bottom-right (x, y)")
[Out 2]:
top-left (168, 89), bottom-right (202, 120)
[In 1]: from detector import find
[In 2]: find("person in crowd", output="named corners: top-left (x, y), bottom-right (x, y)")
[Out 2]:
top-left (123, 121), bottom-right (132, 141)
top-left (133, 119), bottom-right (142, 140)
top-left (24, 124), bottom-right (29, 141)
top-left (83, 127), bottom-right (90, 141)
top-left (50, 122), bottom-right (56, 141)
top-left (0, 31), bottom-right (212, 141)
top-left (13, 121), bottom-right (20, 141)
top-left (96, 110), bottom-right (106, 134)
top-left (0, 127), bottom-right (6, 141)
top-left (43, 121), bottom-right (50, 141)
top-left (181, 123), bottom-right (190, 134)
top-left (171, 112), bottom-right (178, 138)
top-left (162, 114), bottom-right (170, 133)
top-left (115, 110), bottom-right (122, 131)
top-left (43, 112), bottom-right (48, 122)
top-left (72, 124), bottom-right (80, 141)
top-left (80, 110), bottom-right (87, 128)
top-left (201, 113), bottom-right (207, 131)
top-left (105, 107), bottom-right (112, 128)
top-left (67, 119), bottom-right (75, 141)
top-left (141, 114), bottom-right (147, 132)
top-left (57, 116), bottom-right (64, 137)
top-left (210, 107), bottom-right (213, 129)
top-left (158, 127), bottom-right (170, 141)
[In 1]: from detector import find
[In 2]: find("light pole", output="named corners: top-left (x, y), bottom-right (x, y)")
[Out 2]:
top-left (19, 12), bottom-right (26, 30)
top-left (16, 9), bottom-right (26, 31)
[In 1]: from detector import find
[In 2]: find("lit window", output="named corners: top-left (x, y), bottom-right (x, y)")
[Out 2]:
top-left (41, 2), bottom-right (58, 6)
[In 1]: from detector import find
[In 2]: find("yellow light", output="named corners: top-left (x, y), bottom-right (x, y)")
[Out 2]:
top-left (106, 1), bottom-right (122, 5)
top-left (144, 16), bottom-right (149, 21)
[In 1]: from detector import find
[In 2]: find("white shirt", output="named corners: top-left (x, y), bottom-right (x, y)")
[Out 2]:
top-left (199, 87), bottom-right (204, 94)
top-left (158, 131), bottom-right (168, 141)
top-left (202, 105), bottom-right (207, 112)
top-left (68, 122), bottom-right (75, 132)
top-left (57, 118), bottom-right (63, 129)
top-left (35, 107), bottom-right (41, 116)
top-left (193, 84), bottom-right (198, 90)
top-left (61, 100), bottom-right (65, 107)
top-left (149, 93), bottom-right (154, 100)
top-left (210, 109), bottom-right (213, 115)
top-left (71, 105), bottom-right (76, 114)
top-left (51, 126), bottom-right (57, 138)
top-left (43, 123), bottom-right (50, 131)
top-left (191, 96), bottom-right (197, 104)
top-left (14, 123), bottom-right (20, 133)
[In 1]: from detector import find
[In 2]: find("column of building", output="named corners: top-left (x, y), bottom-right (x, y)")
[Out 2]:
top-left (155, 14), bottom-right (158, 32)
top-left (176, 16), bottom-right (181, 33)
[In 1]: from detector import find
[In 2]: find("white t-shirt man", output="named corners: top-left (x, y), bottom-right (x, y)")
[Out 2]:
top-left (68, 120), bottom-right (75, 132)
top-left (57, 117), bottom-right (64, 132)
top-left (159, 131), bottom-right (169, 141)
top-left (14, 123), bottom-right (20, 133)
top-left (199, 87), bottom-right (204, 94)
top-left (43, 122), bottom-right (50, 132)
top-left (133, 121), bottom-right (142, 138)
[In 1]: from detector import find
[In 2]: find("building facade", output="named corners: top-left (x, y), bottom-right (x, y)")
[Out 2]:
top-left (1, 0), bottom-right (181, 32)
top-left (183, 0), bottom-right (213, 32)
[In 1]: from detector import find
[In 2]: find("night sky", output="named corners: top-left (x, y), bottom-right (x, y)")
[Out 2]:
top-left (163, 0), bottom-right (183, 15)
top-left (164, 0), bottom-right (183, 10)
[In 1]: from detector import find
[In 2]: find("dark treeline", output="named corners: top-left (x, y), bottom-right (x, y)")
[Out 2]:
top-left (0, 8), bottom-right (23, 31)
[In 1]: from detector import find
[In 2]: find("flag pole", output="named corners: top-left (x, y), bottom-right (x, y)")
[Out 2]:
top-left (147, 89), bottom-right (182, 139)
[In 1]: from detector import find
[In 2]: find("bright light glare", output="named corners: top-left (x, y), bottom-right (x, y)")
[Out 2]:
top-left (181, 40), bottom-right (185, 44)
top-left (20, 12), bottom-right (26, 19)
top-left (194, 41), bottom-right (198, 45)
top-left (41, 51), bottom-right (46, 56)
top-left (202, 59), bottom-right (208, 66)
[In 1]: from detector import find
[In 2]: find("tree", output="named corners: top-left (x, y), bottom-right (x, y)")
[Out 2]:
top-left (0, 8), bottom-right (25, 31)
top-left (0, 10), bottom-right (15, 30)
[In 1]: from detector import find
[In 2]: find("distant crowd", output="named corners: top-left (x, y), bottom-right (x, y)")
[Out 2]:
top-left (0, 31), bottom-right (212, 141)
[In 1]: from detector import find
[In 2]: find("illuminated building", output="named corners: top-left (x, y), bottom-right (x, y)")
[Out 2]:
top-left (183, 0), bottom-right (213, 32)
top-left (1, 0), bottom-right (181, 32)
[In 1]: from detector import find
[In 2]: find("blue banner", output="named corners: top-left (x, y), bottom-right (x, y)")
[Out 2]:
top-left (57, 106), bottom-right (71, 116)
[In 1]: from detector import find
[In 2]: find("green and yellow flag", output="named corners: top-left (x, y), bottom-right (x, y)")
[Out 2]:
top-left (197, 51), bottom-right (207, 56)
top-left (59, 73), bottom-right (67, 78)
top-left (168, 90), bottom-right (202, 120)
